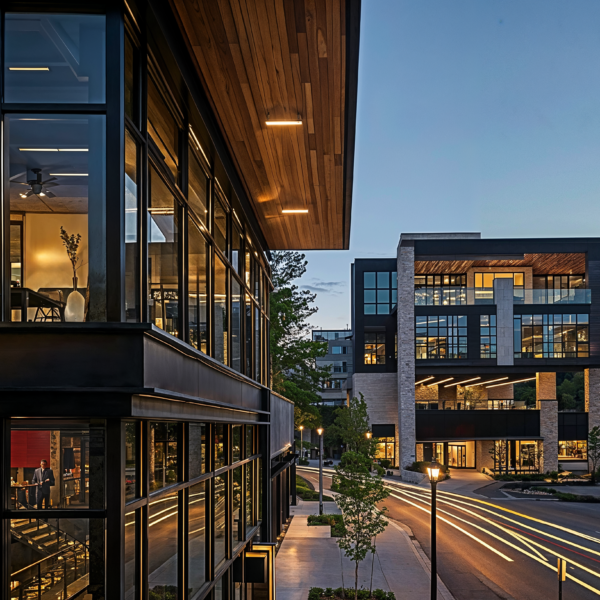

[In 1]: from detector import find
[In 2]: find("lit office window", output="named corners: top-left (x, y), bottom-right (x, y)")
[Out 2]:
top-left (415, 315), bottom-right (467, 359)
top-left (514, 314), bottom-right (589, 358)
top-left (414, 274), bottom-right (467, 306)
top-left (480, 315), bottom-right (496, 358)
top-left (364, 332), bottom-right (385, 364)
top-left (558, 440), bottom-right (587, 460)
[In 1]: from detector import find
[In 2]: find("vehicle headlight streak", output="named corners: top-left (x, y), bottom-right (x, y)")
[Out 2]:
top-left (385, 483), bottom-right (600, 597)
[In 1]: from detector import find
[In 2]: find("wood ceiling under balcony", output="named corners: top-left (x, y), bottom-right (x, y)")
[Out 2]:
top-left (170, 0), bottom-right (359, 250)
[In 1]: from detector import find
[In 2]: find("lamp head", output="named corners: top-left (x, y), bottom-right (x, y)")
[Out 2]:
top-left (317, 427), bottom-right (323, 436)
top-left (366, 432), bottom-right (372, 439)
top-left (427, 461), bottom-right (442, 483)
top-left (299, 425), bottom-right (304, 431)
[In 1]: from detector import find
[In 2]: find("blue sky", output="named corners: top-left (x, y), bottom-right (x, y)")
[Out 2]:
top-left (301, 0), bottom-right (600, 331)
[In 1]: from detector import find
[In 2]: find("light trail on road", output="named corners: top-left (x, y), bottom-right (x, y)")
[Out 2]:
top-left (297, 466), bottom-right (600, 599)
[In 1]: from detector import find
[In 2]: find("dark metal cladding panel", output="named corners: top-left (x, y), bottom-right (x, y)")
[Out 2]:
top-left (558, 412), bottom-right (588, 441)
top-left (270, 392), bottom-right (294, 458)
top-left (416, 410), bottom-right (540, 439)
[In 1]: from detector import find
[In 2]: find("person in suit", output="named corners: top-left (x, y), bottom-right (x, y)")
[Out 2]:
top-left (32, 459), bottom-right (55, 509)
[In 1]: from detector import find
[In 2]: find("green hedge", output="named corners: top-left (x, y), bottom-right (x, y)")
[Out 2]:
top-left (308, 587), bottom-right (396, 600)
top-left (307, 514), bottom-right (345, 537)
top-left (296, 475), bottom-right (334, 502)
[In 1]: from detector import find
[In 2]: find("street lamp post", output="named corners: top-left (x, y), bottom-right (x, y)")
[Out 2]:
top-left (299, 425), bottom-right (304, 459)
top-left (317, 427), bottom-right (324, 515)
top-left (366, 431), bottom-right (372, 470)
top-left (427, 461), bottom-right (442, 600)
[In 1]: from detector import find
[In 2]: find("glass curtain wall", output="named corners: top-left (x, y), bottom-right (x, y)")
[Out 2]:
top-left (122, 7), bottom-right (270, 384)
top-left (124, 421), bottom-right (262, 600)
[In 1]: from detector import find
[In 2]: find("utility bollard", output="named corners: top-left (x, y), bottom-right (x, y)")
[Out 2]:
top-left (558, 557), bottom-right (566, 600)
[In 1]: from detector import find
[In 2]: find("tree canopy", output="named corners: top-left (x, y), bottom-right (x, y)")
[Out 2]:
top-left (328, 393), bottom-right (376, 457)
top-left (269, 251), bottom-right (330, 427)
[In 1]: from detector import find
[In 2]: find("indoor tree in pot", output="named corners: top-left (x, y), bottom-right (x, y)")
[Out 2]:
top-left (60, 226), bottom-right (85, 322)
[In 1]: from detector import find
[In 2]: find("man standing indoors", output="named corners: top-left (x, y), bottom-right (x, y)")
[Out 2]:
top-left (32, 459), bottom-right (55, 509)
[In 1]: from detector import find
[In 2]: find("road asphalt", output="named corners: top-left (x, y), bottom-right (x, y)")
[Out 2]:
top-left (298, 466), bottom-right (600, 600)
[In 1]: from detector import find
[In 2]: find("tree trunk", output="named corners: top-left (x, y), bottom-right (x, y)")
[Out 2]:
top-left (354, 560), bottom-right (359, 600)
top-left (370, 536), bottom-right (377, 597)
top-left (340, 546), bottom-right (345, 599)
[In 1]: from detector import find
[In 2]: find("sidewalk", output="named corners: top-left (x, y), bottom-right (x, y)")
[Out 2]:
top-left (276, 499), bottom-right (454, 600)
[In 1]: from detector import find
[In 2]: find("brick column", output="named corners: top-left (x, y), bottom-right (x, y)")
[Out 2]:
top-left (536, 372), bottom-right (558, 472)
top-left (585, 369), bottom-right (600, 473)
top-left (397, 242), bottom-right (416, 469)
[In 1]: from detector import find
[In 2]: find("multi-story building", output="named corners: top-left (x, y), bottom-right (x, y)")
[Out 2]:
top-left (0, 1), bottom-right (360, 599)
top-left (312, 330), bottom-right (353, 406)
top-left (350, 233), bottom-right (599, 474)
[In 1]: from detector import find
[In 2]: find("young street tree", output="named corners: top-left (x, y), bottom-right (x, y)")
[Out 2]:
top-left (269, 251), bottom-right (330, 428)
top-left (588, 426), bottom-right (600, 484)
top-left (333, 452), bottom-right (389, 599)
top-left (329, 393), bottom-right (376, 456)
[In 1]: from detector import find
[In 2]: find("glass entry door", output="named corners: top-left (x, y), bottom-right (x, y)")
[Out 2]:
top-left (449, 444), bottom-right (466, 468)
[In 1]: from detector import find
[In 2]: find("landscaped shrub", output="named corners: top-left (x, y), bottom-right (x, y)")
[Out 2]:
top-left (493, 473), bottom-right (547, 481)
top-left (374, 464), bottom-right (385, 477)
top-left (379, 459), bottom-right (392, 469)
top-left (299, 458), bottom-right (310, 466)
top-left (307, 588), bottom-right (395, 599)
top-left (307, 514), bottom-right (345, 536)
top-left (296, 475), bottom-right (334, 501)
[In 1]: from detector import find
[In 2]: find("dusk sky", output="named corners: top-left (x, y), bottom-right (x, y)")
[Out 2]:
top-left (301, 0), bottom-right (600, 332)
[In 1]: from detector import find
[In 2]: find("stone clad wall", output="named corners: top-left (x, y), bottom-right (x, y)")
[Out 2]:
top-left (537, 372), bottom-right (558, 472)
top-left (494, 278), bottom-right (514, 366)
top-left (397, 242), bottom-right (416, 469)
top-left (585, 369), bottom-right (600, 473)
top-left (476, 440), bottom-right (494, 471)
top-left (352, 373), bottom-right (399, 466)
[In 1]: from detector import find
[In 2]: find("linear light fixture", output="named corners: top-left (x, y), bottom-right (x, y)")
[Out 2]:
top-left (19, 148), bottom-right (88, 152)
top-left (487, 377), bottom-right (535, 389)
top-left (415, 377), bottom-right (434, 385)
top-left (282, 209), bottom-right (308, 214)
top-left (444, 377), bottom-right (481, 387)
top-left (466, 377), bottom-right (508, 388)
top-left (9, 67), bottom-right (50, 71)
top-left (266, 120), bottom-right (302, 126)
top-left (427, 377), bottom-right (453, 387)
top-left (148, 207), bottom-right (174, 215)
top-left (49, 173), bottom-right (88, 176)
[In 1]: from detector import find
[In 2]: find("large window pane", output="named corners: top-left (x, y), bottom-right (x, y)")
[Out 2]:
top-left (189, 423), bottom-right (206, 479)
top-left (125, 34), bottom-right (138, 124)
top-left (214, 256), bottom-right (229, 364)
top-left (148, 168), bottom-right (180, 337)
top-left (6, 114), bottom-right (106, 322)
top-left (149, 491), bottom-right (178, 597)
top-left (214, 476), bottom-right (226, 567)
top-left (125, 422), bottom-right (137, 502)
top-left (125, 511), bottom-right (136, 600)
top-left (214, 424), bottom-right (226, 470)
top-left (245, 461), bottom-right (254, 535)
top-left (232, 425), bottom-right (241, 463)
top-left (147, 75), bottom-right (179, 181)
top-left (189, 482), bottom-right (207, 595)
top-left (246, 426), bottom-right (254, 459)
top-left (255, 304), bottom-right (261, 382)
top-left (188, 220), bottom-right (208, 352)
top-left (214, 198), bottom-right (228, 255)
top-left (232, 223), bottom-right (243, 275)
top-left (189, 149), bottom-right (208, 226)
top-left (125, 129), bottom-right (140, 322)
top-left (5, 14), bottom-right (106, 103)
top-left (232, 466), bottom-right (243, 546)
top-left (231, 278), bottom-right (242, 373)
top-left (245, 294), bottom-right (253, 378)
top-left (10, 425), bottom-right (99, 510)
top-left (10, 517), bottom-right (95, 598)
top-left (149, 422), bottom-right (179, 493)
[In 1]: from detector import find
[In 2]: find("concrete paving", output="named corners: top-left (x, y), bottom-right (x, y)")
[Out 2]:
top-left (276, 499), bottom-right (454, 600)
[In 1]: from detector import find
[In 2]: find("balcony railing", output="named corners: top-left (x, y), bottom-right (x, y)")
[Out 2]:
top-left (415, 400), bottom-right (536, 410)
top-left (415, 287), bottom-right (591, 306)
top-left (513, 289), bottom-right (591, 304)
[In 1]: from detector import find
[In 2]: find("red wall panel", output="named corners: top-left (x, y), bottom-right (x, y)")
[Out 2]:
top-left (11, 431), bottom-right (51, 468)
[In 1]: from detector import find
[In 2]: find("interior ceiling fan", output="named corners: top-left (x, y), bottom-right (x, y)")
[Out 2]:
top-left (16, 168), bottom-right (58, 198)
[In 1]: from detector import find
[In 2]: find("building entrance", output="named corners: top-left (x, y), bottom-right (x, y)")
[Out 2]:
top-left (448, 444), bottom-right (466, 468)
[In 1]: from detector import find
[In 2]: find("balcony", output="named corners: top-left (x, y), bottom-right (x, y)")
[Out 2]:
top-left (414, 287), bottom-right (591, 306)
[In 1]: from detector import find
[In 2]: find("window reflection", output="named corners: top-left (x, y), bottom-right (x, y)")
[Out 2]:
top-left (149, 422), bottom-right (178, 492)
top-left (125, 511), bottom-right (136, 600)
top-left (188, 220), bottom-right (208, 352)
top-left (125, 129), bottom-right (139, 322)
top-left (189, 149), bottom-right (208, 226)
top-left (214, 476), bottom-right (226, 567)
top-left (148, 491), bottom-right (178, 597)
top-left (7, 115), bottom-right (106, 322)
top-left (189, 423), bottom-right (206, 479)
top-left (5, 14), bottom-right (106, 103)
top-left (214, 198), bottom-right (228, 255)
top-left (231, 278), bottom-right (242, 373)
top-left (125, 422), bottom-right (137, 502)
top-left (232, 425), bottom-right (241, 463)
top-left (214, 424), bottom-right (226, 470)
top-left (246, 462), bottom-right (254, 535)
top-left (189, 482), bottom-right (207, 594)
top-left (214, 256), bottom-right (229, 364)
top-left (148, 168), bottom-right (180, 337)
top-left (147, 74), bottom-right (179, 181)
top-left (232, 466), bottom-right (243, 546)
